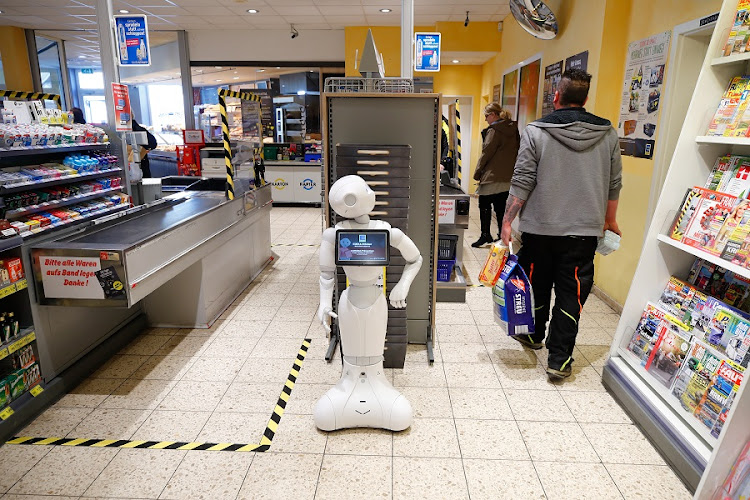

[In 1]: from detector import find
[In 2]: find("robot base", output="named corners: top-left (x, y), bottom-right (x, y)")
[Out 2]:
top-left (314, 358), bottom-right (413, 432)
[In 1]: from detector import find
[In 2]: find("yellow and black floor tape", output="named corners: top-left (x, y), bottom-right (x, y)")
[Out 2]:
top-left (7, 339), bottom-right (312, 453)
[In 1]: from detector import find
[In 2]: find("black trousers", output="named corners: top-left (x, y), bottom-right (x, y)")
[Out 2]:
top-left (517, 233), bottom-right (597, 369)
top-left (478, 191), bottom-right (509, 230)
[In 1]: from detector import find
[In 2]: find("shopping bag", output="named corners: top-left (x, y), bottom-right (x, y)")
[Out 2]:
top-left (478, 241), bottom-right (510, 287)
top-left (492, 251), bottom-right (535, 336)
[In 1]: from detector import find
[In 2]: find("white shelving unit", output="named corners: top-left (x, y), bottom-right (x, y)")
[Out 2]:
top-left (604, 1), bottom-right (750, 496)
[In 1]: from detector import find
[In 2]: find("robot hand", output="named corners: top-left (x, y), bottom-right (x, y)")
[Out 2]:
top-left (317, 306), bottom-right (338, 333)
top-left (389, 282), bottom-right (409, 309)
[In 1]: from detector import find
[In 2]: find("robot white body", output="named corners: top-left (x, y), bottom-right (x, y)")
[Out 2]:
top-left (315, 176), bottom-right (422, 432)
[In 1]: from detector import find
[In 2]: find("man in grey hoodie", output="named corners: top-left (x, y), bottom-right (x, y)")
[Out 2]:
top-left (500, 69), bottom-right (622, 379)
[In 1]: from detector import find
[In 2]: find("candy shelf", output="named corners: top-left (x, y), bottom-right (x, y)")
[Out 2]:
top-left (0, 168), bottom-right (121, 195)
top-left (5, 186), bottom-right (122, 219)
top-left (0, 143), bottom-right (110, 158)
top-left (18, 203), bottom-right (129, 239)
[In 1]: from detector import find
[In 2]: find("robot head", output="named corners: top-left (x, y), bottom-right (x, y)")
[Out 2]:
top-left (329, 175), bottom-right (376, 218)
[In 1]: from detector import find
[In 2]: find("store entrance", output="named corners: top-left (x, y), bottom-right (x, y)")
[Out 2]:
top-left (646, 16), bottom-right (716, 232)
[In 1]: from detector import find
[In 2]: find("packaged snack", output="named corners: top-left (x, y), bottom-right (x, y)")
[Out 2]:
top-left (7, 369), bottom-right (25, 400)
top-left (478, 241), bottom-right (509, 287)
top-left (15, 344), bottom-right (34, 369)
top-left (0, 379), bottom-right (10, 408)
top-left (5, 257), bottom-right (23, 282)
top-left (492, 253), bottom-right (535, 337)
top-left (24, 363), bottom-right (41, 388)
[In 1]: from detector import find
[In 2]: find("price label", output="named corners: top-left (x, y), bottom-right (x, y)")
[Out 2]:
top-left (0, 348), bottom-right (8, 360)
top-left (30, 385), bottom-right (43, 397)
top-left (0, 407), bottom-right (14, 420)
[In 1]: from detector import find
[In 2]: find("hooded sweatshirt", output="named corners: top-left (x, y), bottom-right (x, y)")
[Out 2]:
top-left (509, 107), bottom-right (623, 237)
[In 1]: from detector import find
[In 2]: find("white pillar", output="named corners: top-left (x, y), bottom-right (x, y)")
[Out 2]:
top-left (401, 0), bottom-right (414, 79)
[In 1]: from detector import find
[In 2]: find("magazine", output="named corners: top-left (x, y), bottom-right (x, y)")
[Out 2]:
top-left (711, 199), bottom-right (750, 256)
top-left (705, 155), bottom-right (732, 191)
top-left (628, 302), bottom-right (670, 363)
top-left (681, 189), bottom-right (737, 252)
top-left (719, 157), bottom-right (750, 197)
top-left (645, 318), bottom-right (692, 389)
top-left (671, 338), bottom-right (722, 401)
top-left (670, 188), bottom-right (703, 241)
top-left (695, 360), bottom-right (744, 437)
top-left (707, 77), bottom-right (750, 136)
top-left (724, 1), bottom-right (750, 56)
top-left (688, 258), bottom-right (750, 313)
top-left (659, 276), bottom-right (707, 330)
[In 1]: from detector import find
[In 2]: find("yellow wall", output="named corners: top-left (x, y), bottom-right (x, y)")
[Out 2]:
top-left (0, 27), bottom-right (33, 91)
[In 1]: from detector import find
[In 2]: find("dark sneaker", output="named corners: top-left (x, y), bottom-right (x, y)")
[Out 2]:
top-left (471, 234), bottom-right (494, 248)
top-left (546, 362), bottom-right (572, 380)
top-left (512, 335), bottom-right (544, 350)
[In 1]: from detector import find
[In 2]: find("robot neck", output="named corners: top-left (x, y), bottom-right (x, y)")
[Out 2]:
top-left (354, 215), bottom-right (370, 224)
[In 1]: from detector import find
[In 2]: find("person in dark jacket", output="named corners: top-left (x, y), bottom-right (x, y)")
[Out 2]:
top-left (131, 119), bottom-right (157, 178)
top-left (471, 103), bottom-right (521, 247)
top-left (70, 107), bottom-right (86, 124)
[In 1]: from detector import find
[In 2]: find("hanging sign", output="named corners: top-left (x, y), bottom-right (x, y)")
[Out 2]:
top-left (415, 32), bottom-right (441, 72)
top-left (111, 83), bottom-right (132, 132)
top-left (114, 15), bottom-right (150, 66)
top-left (564, 50), bottom-right (589, 72)
top-left (617, 31), bottom-right (671, 159)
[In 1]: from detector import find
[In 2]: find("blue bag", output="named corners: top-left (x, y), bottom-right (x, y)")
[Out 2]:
top-left (492, 253), bottom-right (535, 336)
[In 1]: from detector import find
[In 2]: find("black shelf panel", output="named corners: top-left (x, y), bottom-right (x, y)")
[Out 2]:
top-left (0, 143), bottom-right (111, 158)
top-left (0, 235), bottom-right (22, 253)
top-left (6, 187), bottom-right (122, 219)
top-left (0, 168), bottom-right (122, 195)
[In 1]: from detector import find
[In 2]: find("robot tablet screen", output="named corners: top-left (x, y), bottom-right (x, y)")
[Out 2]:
top-left (335, 229), bottom-right (390, 266)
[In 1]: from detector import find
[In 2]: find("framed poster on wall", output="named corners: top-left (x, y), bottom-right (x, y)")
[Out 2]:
top-left (542, 60), bottom-right (563, 117)
top-left (492, 84), bottom-right (502, 103)
top-left (501, 70), bottom-right (518, 120)
top-left (518, 59), bottom-right (541, 130)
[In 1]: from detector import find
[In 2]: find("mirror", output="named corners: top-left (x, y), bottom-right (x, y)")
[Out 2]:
top-left (509, 0), bottom-right (559, 40)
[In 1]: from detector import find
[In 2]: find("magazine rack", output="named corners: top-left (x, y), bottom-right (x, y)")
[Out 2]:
top-left (604, 1), bottom-right (750, 496)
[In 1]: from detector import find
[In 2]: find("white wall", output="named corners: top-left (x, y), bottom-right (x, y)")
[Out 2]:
top-left (187, 29), bottom-right (345, 62)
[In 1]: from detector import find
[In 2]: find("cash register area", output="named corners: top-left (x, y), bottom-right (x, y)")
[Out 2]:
top-left (0, 201), bottom-right (690, 499)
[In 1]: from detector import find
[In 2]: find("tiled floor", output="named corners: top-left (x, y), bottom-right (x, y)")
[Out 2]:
top-left (0, 201), bottom-right (692, 499)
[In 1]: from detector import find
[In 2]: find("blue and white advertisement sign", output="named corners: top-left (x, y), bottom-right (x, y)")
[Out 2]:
top-left (114, 15), bottom-right (150, 66)
top-left (415, 32), bottom-right (441, 72)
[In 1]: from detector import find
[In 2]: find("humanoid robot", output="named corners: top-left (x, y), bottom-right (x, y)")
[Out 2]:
top-left (316, 175), bottom-right (423, 431)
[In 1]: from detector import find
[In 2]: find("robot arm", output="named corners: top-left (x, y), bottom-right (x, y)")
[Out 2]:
top-left (318, 227), bottom-right (338, 333)
top-left (389, 228), bottom-right (423, 309)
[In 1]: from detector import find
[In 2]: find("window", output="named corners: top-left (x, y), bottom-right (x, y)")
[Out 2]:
top-left (35, 36), bottom-right (66, 109)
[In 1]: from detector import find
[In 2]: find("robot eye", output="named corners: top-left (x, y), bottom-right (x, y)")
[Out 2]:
top-left (344, 194), bottom-right (357, 207)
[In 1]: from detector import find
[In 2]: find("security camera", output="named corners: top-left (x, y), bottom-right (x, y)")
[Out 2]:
top-left (290, 25), bottom-right (299, 39)
top-left (464, 11), bottom-right (469, 27)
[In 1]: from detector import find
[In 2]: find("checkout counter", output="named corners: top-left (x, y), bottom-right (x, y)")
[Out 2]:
top-left (437, 181), bottom-right (470, 302)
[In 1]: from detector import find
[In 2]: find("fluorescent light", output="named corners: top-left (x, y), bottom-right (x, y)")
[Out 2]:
top-left (215, 79), bottom-right (222, 82)
top-left (118, 9), bottom-right (129, 14)
top-left (247, 9), bottom-right (258, 13)
top-left (276, 66), bottom-right (281, 69)
top-left (380, 8), bottom-right (391, 13)
top-left (297, 90), bottom-right (306, 95)
top-left (215, 66), bottom-right (223, 69)
top-left (452, 59), bottom-right (460, 63)
top-left (233, 77), bottom-right (240, 80)
top-left (257, 69), bottom-right (265, 72)
top-left (78, 55), bottom-right (86, 59)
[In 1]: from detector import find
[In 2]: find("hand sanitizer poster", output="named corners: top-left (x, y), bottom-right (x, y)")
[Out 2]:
top-left (114, 15), bottom-right (150, 66)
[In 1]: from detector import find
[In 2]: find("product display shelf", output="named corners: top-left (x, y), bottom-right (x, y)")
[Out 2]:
top-left (0, 168), bottom-right (121, 195)
top-left (604, 1), bottom-right (750, 495)
top-left (711, 51), bottom-right (750, 66)
top-left (5, 186), bottom-right (122, 219)
top-left (0, 143), bottom-right (110, 158)
top-left (0, 328), bottom-right (40, 423)
top-left (17, 203), bottom-right (129, 239)
top-left (656, 234), bottom-right (750, 279)
top-left (0, 278), bottom-right (27, 300)
top-left (695, 135), bottom-right (750, 145)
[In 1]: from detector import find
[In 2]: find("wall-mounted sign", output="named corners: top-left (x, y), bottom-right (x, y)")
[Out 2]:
top-left (114, 15), bottom-right (150, 66)
top-left (564, 50), bottom-right (589, 72)
top-left (438, 199), bottom-right (456, 224)
top-left (542, 60), bottom-right (563, 117)
top-left (39, 256), bottom-right (105, 300)
top-left (415, 32), bottom-right (441, 72)
top-left (111, 83), bottom-right (132, 132)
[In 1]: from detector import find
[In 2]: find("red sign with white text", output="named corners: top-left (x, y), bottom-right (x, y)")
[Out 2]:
top-left (111, 83), bottom-right (132, 132)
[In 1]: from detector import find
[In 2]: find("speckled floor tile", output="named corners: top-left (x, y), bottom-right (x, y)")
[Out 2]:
top-left (294, 358), bottom-right (343, 385)
top-left (155, 336), bottom-right (214, 357)
top-left (181, 356), bottom-right (246, 382)
top-left (534, 461), bottom-right (623, 500)
top-left (393, 417), bottom-right (460, 458)
top-left (439, 342), bottom-right (491, 363)
top-left (214, 382), bottom-right (280, 414)
top-left (234, 305), bottom-right (281, 321)
top-left (506, 389), bottom-right (576, 422)
top-left (487, 343), bottom-right (539, 365)
top-left (157, 380), bottom-right (230, 412)
top-left (397, 386), bottom-right (453, 418)
top-left (404, 343), bottom-right (440, 363)
top-left (448, 387), bottom-right (513, 420)
top-left (159, 450), bottom-right (254, 500)
top-left (131, 410), bottom-right (211, 442)
top-left (316, 454), bottom-right (391, 500)
top-left (392, 362), bottom-right (448, 388)
top-left (19, 407), bottom-right (92, 438)
top-left (266, 413), bottom-right (327, 454)
top-left (581, 423), bottom-right (665, 465)
top-left (196, 411), bottom-right (269, 444)
top-left (605, 463), bottom-right (692, 499)
top-left (130, 355), bottom-right (195, 381)
top-left (324, 427), bottom-right (392, 456)
top-left (494, 362), bottom-right (557, 391)
top-left (443, 362), bottom-right (500, 389)
top-left (201, 336), bottom-right (258, 358)
top-left (238, 452), bottom-right (321, 500)
top-left (217, 320), bottom-right (270, 339)
top-left (578, 345), bottom-right (611, 367)
top-left (118, 334), bottom-right (173, 356)
top-left (435, 308), bottom-right (476, 325)
top-left (282, 383), bottom-right (329, 415)
top-left (251, 337), bottom-right (311, 358)
top-left (83, 448), bottom-right (186, 498)
top-left (436, 324), bottom-right (484, 343)
top-left (236, 357), bottom-right (297, 384)
top-left (98, 378), bottom-right (176, 410)
top-left (263, 319), bottom-right (313, 338)
top-left (393, 457), bottom-right (468, 500)
top-left (517, 421), bottom-right (599, 463)
top-left (0, 445), bottom-right (53, 493)
top-left (562, 391), bottom-right (631, 424)
top-left (575, 327), bottom-right (614, 346)
top-left (9, 447), bottom-right (118, 497)
top-left (52, 378), bottom-right (125, 409)
top-left (68, 408), bottom-right (152, 440)
top-left (242, 292), bottom-right (289, 308)
top-left (91, 354), bottom-right (149, 379)
top-left (463, 459), bottom-right (545, 500)
top-left (455, 419), bottom-right (529, 460)
top-left (551, 366), bottom-right (607, 392)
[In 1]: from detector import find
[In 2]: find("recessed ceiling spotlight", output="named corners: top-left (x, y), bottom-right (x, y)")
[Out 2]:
top-left (234, 71), bottom-right (238, 74)
top-left (452, 59), bottom-right (460, 63)
top-left (78, 55), bottom-right (86, 59)
top-left (380, 8), bottom-right (391, 13)
top-left (196, 69), bottom-right (203, 73)
top-left (257, 69), bottom-right (265, 72)
top-left (215, 79), bottom-right (222, 82)
top-left (233, 76), bottom-right (240, 80)
top-left (247, 9), bottom-right (258, 14)
top-left (276, 66), bottom-right (281, 69)
top-left (215, 66), bottom-right (223, 69)
top-left (0, 10), bottom-right (4, 14)
top-left (118, 9), bottom-right (129, 14)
